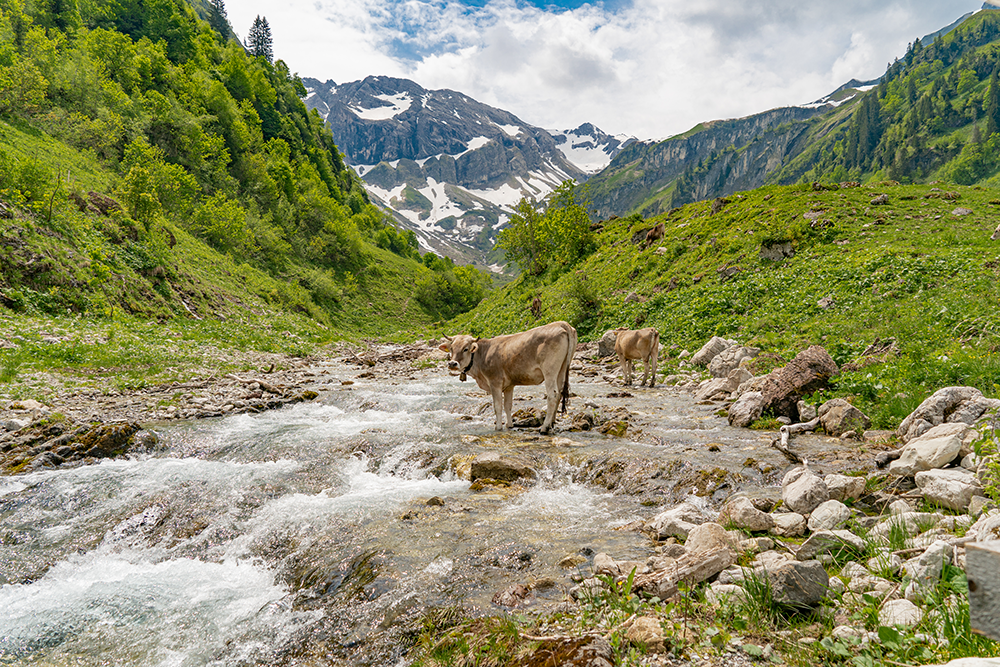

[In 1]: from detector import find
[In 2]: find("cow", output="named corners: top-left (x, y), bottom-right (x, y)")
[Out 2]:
top-left (439, 321), bottom-right (577, 434)
top-left (614, 327), bottom-right (660, 387)
top-left (992, 223), bottom-right (1000, 241)
top-left (644, 222), bottom-right (665, 248)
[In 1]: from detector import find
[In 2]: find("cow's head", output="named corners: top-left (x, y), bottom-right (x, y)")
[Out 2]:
top-left (992, 224), bottom-right (1000, 241)
top-left (440, 335), bottom-right (478, 375)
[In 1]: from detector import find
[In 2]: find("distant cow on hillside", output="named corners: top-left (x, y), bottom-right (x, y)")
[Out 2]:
top-left (644, 222), bottom-right (665, 248)
top-left (439, 321), bottom-right (577, 434)
top-left (614, 327), bottom-right (660, 387)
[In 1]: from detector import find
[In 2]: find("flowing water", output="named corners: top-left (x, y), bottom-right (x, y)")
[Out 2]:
top-left (0, 361), bottom-right (851, 666)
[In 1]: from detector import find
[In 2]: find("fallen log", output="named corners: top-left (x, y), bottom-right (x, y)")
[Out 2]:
top-left (224, 373), bottom-right (284, 396)
top-left (633, 547), bottom-right (735, 600)
top-left (770, 416), bottom-right (821, 463)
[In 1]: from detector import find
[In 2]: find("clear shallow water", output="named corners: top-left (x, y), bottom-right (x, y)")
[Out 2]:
top-left (0, 375), bottom-right (653, 666)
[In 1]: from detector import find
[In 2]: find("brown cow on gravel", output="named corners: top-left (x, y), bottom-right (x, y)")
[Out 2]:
top-left (440, 321), bottom-right (578, 434)
top-left (614, 327), bottom-right (660, 387)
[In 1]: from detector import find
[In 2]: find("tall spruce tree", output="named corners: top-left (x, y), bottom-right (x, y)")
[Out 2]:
top-left (248, 15), bottom-right (273, 62)
top-left (988, 67), bottom-right (1000, 137)
top-left (208, 0), bottom-right (228, 36)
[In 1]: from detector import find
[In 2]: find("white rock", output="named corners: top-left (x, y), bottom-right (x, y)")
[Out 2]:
top-left (879, 598), bottom-right (923, 627)
top-left (808, 500), bottom-right (852, 531)
top-left (824, 474), bottom-right (866, 502)
top-left (646, 501), bottom-right (712, 540)
top-left (914, 467), bottom-right (983, 511)
top-left (769, 512), bottom-right (807, 537)
top-left (705, 583), bottom-right (747, 606)
top-left (782, 466), bottom-right (830, 514)
top-left (889, 423), bottom-right (968, 476)
top-left (685, 522), bottom-right (738, 554)
top-left (719, 497), bottom-right (775, 532)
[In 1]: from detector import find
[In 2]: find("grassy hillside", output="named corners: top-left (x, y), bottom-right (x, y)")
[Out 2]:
top-left (449, 180), bottom-right (1000, 429)
top-left (584, 10), bottom-right (1000, 220)
top-left (0, 0), bottom-right (490, 349)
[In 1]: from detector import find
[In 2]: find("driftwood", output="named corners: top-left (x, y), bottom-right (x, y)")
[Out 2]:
top-left (633, 547), bottom-right (735, 600)
top-left (225, 373), bottom-right (284, 395)
top-left (770, 417), bottom-right (820, 463)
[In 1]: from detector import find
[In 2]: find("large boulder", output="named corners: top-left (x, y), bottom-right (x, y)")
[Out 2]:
top-left (888, 422), bottom-right (967, 476)
top-left (760, 346), bottom-right (839, 421)
top-left (598, 330), bottom-right (619, 358)
top-left (708, 346), bottom-right (759, 378)
top-left (824, 474), bottom-right (866, 502)
top-left (691, 336), bottom-right (733, 367)
top-left (818, 398), bottom-right (871, 437)
top-left (897, 386), bottom-right (1000, 443)
top-left (728, 391), bottom-right (765, 428)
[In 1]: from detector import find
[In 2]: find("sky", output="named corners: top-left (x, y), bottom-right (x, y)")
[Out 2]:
top-left (226, 0), bottom-right (988, 140)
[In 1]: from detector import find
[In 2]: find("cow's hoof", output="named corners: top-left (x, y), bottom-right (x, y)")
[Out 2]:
top-left (540, 427), bottom-right (551, 435)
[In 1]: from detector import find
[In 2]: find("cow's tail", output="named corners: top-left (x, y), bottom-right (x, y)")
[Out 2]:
top-left (560, 325), bottom-right (577, 413)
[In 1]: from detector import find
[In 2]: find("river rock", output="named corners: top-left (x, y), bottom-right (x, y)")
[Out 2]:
top-left (807, 500), bottom-right (852, 531)
top-left (969, 510), bottom-right (1000, 542)
top-left (705, 583), bottom-right (748, 605)
top-left (889, 422), bottom-right (967, 476)
top-left (760, 346), bottom-right (839, 421)
top-left (695, 368), bottom-right (753, 401)
top-left (728, 391), bottom-right (764, 428)
top-left (897, 386), bottom-right (1000, 442)
top-left (593, 553), bottom-right (621, 576)
top-left (915, 467), bottom-right (983, 511)
top-left (824, 474), bottom-right (866, 502)
top-left (646, 500), bottom-right (712, 540)
top-left (598, 330), bottom-right (619, 357)
top-left (766, 560), bottom-right (830, 607)
top-left (818, 398), bottom-right (871, 437)
top-left (685, 522), bottom-right (737, 554)
top-left (469, 452), bottom-right (538, 483)
top-left (795, 530), bottom-right (866, 561)
top-left (879, 599), bottom-right (923, 627)
top-left (782, 466), bottom-right (830, 514)
top-left (797, 400), bottom-right (818, 421)
top-left (770, 512), bottom-right (807, 537)
top-left (708, 346), bottom-right (759, 378)
top-left (902, 540), bottom-right (952, 590)
top-left (625, 616), bottom-right (665, 651)
top-left (691, 336), bottom-right (733, 367)
top-left (719, 496), bottom-right (775, 532)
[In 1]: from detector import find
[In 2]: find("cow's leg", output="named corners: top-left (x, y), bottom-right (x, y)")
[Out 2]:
top-left (541, 376), bottom-right (559, 434)
top-left (649, 350), bottom-right (657, 388)
top-left (491, 387), bottom-right (505, 430)
top-left (641, 357), bottom-right (651, 387)
top-left (617, 354), bottom-right (629, 386)
top-left (503, 386), bottom-right (514, 430)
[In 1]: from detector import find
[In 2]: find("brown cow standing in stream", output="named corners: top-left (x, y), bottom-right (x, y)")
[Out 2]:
top-left (440, 321), bottom-right (577, 434)
top-left (614, 327), bottom-right (660, 387)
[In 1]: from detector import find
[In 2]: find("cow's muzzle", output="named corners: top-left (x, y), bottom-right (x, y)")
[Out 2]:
top-left (448, 360), bottom-right (459, 370)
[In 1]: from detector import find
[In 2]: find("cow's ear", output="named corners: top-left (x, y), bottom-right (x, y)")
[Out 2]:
top-left (438, 343), bottom-right (450, 352)
top-left (471, 342), bottom-right (479, 354)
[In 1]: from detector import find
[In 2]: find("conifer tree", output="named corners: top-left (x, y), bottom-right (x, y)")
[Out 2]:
top-left (248, 15), bottom-right (273, 62)
top-left (988, 67), bottom-right (1000, 137)
top-left (208, 0), bottom-right (228, 37)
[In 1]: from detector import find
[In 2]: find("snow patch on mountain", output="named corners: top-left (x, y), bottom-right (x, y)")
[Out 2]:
top-left (349, 92), bottom-right (413, 120)
top-left (550, 123), bottom-right (636, 173)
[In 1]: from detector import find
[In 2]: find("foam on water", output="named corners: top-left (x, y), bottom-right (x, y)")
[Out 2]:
top-left (0, 548), bottom-right (299, 665)
top-left (500, 479), bottom-right (622, 535)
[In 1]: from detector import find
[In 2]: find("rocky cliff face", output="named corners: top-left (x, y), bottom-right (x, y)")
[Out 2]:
top-left (303, 76), bottom-right (632, 266)
top-left (583, 105), bottom-right (830, 219)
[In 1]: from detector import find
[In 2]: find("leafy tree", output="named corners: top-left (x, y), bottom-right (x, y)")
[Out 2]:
top-left (498, 180), bottom-right (593, 275)
top-left (415, 265), bottom-right (491, 320)
top-left (247, 15), bottom-right (271, 62)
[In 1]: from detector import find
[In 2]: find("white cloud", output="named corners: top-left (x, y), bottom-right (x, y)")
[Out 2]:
top-left (226, 0), bottom-right (982, 139)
